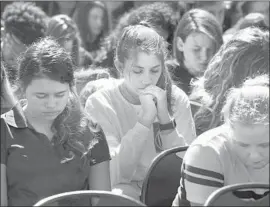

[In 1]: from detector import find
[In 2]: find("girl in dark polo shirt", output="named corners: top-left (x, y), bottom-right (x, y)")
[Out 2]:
top-left (1, 37), bottom-right (111, 206)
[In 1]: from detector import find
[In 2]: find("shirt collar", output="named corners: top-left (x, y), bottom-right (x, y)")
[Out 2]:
top-left (1, 100), bottom-right (28, 128)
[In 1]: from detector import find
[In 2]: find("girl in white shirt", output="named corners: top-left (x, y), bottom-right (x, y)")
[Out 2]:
top-left (85, 23), bottom-right (196, 200)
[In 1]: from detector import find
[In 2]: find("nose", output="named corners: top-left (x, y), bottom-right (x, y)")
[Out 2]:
top-left (45, 96), bottom-right (57, 109)
top-left (141, 72), bottom-right (152, 86)
top-left (249, 148), bottom-right (261, 162)
top-left (200, 49), bottom-right (209, 63)
top-left (96, 18), bottom-right (103, 29)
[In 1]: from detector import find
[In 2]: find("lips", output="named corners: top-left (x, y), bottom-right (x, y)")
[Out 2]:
top-left (43, 111), bottom-right (60, 116)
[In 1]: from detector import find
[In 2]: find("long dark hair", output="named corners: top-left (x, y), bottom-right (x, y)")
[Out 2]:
top-left (17, 37), bottom-right (100, 157)
top-left (75, 1), bottom-right (109, 50)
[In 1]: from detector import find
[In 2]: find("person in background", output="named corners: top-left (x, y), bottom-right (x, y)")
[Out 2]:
top-left (95, 2), bottom-right (178, 78)
top-left (74, 67), bottom-right (111, 95)
top-left (171, 9), bottom-right (223, 95)
top-left (75, 1), bottom-right (109, 60)
top-left (0, 37), bottom-right (111, 206)
top-left (80, 78), bottom-right (118, 108)
top-left (172, 74), bottom-right (269, 206)
top-left (185, 1), bottom-right (226, 29)
top-left (1, 2), bottom-right (48, 86)
top-left (85, 23), bottom-right (196, 201)
top-left (46, 14), bottom-right (93, 68)
top-left (1, 64), bottom-right (16, 114)
top-left (223, 1), bottom-right (244, 31)
top-left (189, 27), bottom-right (269, 136)
top-left (223, 13), bottom-right (268, 43)
top-left (241, 1), bottom-right (269, 27)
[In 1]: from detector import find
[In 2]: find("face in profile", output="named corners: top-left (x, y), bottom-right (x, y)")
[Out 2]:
top-left (123, 51), bottom-right (162, 96)
top-left (24, 78), bottom-right (70, 121)
top-left (177, 32), bottom-right (215, 76)
top-left (230, 123), bottom-right (269, 169)
top-left (87, 6), bottom-right (104, 37)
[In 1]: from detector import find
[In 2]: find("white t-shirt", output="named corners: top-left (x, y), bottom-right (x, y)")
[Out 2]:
top-left (85, 79), bottom-right (196, 196)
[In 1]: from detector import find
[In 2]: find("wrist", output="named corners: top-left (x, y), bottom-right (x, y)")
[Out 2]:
top-left (158, 112), bottom-right (172, 124)
top-left (159, 118), bottom-right (176, 131)
top-left (138, 115), bottom-right (154, 129)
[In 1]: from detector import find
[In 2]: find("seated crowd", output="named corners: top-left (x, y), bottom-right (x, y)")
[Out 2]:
top-left (0, 1), bottom-right (269, 206)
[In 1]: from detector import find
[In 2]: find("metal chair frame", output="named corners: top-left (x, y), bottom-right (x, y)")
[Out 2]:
top-left (204, 183), bottom-right (270, 206)
top-left (141, 146), bottom-right (188, 205)
top-left (34, 190), bottom-right (146, 206)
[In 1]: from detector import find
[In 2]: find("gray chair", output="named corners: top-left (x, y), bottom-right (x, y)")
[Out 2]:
top-left (204, 183), bottom-right (270, 206)
top-left (141, 146), bottom-right (188, 206)
top-left (34, 190), bottom-right (146, 206)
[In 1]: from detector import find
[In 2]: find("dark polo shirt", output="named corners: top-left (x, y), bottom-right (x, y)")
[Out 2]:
top-left (1, 104), bottom-right (111, 206)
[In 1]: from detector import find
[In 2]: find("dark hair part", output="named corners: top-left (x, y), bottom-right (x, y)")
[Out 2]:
top-left (2, 2), bottom-right (48, 45)
top-left (17, 37), bottom-right (98, 158)
top-left (173, 9), bottom-right (223, 65)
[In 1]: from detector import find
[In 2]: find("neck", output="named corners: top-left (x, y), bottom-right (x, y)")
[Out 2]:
top-left (24, 108), bottom-right (54, 130)
top-left (119, 82), bottom-right (140, 105)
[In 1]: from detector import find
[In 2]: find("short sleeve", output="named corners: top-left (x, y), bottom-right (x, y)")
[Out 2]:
top-left (88, 129), bottom-right (111, 166)
top-left (180, 145), bottom-right (224, 205)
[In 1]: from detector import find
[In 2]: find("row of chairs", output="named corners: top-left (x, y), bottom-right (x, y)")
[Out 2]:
top-left (34, 146), bottom-right (269, 206)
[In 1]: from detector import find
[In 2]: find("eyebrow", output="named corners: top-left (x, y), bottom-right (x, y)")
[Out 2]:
top-left (35, 90), bottom-right (67, 95)
top-left (258, 142), bottom-right (269, 146)
top-left (133, 65), bottom-right (160, 69)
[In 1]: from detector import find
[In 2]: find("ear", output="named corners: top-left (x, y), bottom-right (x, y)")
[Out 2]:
top-left (176, 37), bottom-right (184, 52)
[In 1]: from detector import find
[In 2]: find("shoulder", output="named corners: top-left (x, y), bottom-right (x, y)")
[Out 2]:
top-left (186, 125), bottom-right (230, 163)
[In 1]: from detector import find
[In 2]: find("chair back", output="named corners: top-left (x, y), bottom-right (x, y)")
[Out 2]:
top-left (204, 183), bottom-right (270, 206)
top-left (141, 146), bottom-right (188, 206)
top-left (34, 190), bottom-right (146, 206)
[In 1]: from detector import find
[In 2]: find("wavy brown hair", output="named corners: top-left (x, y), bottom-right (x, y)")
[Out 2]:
top-left (190, 27), bottom-right (269, 134)
top-left (16, 37), bottom-right (101, 157)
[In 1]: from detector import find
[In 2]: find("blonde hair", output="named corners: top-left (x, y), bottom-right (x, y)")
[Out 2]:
top-left (190, 27), bottom-right (269, 134)
top-left (222, 74), bottom-right (269, 126)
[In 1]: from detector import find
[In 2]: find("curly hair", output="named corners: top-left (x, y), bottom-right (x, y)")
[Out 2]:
top-left (98, 2), bottom-right (177, 65)
top-left (74, 67), bottom-right (110, 94)
top-left (2, 2), bottom-right (48, 45)
top-left (222, 74), bottom-right (269, 126)
top-left (190, 27), bottom-right (269, 134)
top-left (17, 37), bottom-right (100, 157)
